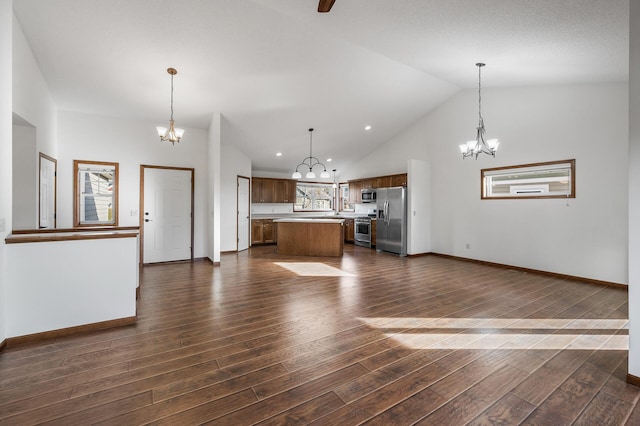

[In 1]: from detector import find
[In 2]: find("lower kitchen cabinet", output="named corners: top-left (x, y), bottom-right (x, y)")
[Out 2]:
top-left (344, 218), bottom-right (354, 243)
top-left (371, 219), bottom-right (377, 247)
top-left (251, 219), bottom-right (277, 245)
top-left (263, 220), bottom-right (276, 244)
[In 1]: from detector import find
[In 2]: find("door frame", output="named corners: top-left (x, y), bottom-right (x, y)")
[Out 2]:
top-left (140, 164), bottom-right (195, 264)
top-left (237, 175), bottom-right (251, 252)
top-left (38, 152), bottom-right (57, 229)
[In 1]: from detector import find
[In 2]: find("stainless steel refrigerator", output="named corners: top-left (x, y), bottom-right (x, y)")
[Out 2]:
top-left (376, 186), bottom-right (407, 256)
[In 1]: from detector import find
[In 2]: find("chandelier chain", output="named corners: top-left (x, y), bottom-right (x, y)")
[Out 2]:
top-left (478, 64), bottom-right (482, 123)
top-left (170, 73), bottom-right (174, 121)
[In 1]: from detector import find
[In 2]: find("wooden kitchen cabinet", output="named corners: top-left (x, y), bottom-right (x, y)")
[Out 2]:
top-left (348, 181), bottom-right (362, 204)
top-left (251, 219), bottom-right (277, 244)
top-left (252, 177), bottom-right (297, 203)
top-left (391, 173), bottom-right (408, 187)
top-left (375, 176), bottom-right (393, 188)
top-left (251, 219), bottom-right (264, 244)
top-left (347, 173), bottom-right (408, 206)
top-left (263, 220), bottom-right (276, 243)
top-left (371, 219), bottom-right (377, 247)
top-left (251, 178), bottom-right (270, 203)
top-left (274, 179), bottom-right (296, 203)
top-left (344, 218), bottom-right (354, 243)
top-left (361, 179), bottom-right (374, 190)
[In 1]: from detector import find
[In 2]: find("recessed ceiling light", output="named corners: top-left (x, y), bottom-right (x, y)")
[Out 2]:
top-left (365, 125), bottom-right (372, 131)
top-left (276, 152), bottom-right (282, 157)
top-left (327, 158), bottom-right (332, 162)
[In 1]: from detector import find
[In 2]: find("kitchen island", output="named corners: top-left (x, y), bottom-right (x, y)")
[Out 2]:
top-left (273, 218), bottom-right (345, 257)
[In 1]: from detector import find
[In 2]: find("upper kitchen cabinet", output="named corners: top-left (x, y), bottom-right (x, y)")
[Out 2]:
top-left (361, 179), bottom-right (374, 190)
top-left (274, 179), bottom-right (296, 203)
top-left (349, 180), bottom-right (363, 204)
top-left (252, 177), bottom-right (270, 203)
top-left (347, 173), bottom-right (408, 205)
top-left (391, 173), bottom-right (408, 187)
top-left (252, 177), bottom-right (297, 203)
top-left (375, 175), bottom-right (393, 188)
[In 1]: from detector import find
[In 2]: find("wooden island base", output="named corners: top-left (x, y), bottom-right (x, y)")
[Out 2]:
top-left (274, 219), bottom-right (344, 257)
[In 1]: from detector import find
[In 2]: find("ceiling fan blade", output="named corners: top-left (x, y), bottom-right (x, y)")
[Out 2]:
top-left (318, 0), bottom-right (336, 13)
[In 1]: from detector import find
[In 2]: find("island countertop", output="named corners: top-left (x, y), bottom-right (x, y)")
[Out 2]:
top-left (275, 219), bottom-right (344, 256)
top-left (273, 218), bottom-right (345, 224)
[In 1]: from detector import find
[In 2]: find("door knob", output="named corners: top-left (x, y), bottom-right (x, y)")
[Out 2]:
top-left (145, 219), bottom-right (152, 222)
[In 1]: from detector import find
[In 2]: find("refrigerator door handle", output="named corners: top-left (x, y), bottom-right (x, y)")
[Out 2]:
top-left (385, 200), bottom-right (390, 226)
top-left (384, 201), bottom-right (387, 226)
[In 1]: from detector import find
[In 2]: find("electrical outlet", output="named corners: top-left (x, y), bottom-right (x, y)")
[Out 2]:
top-left (130, 210), bottom-right (138, 217)
top-left (0, 217), bottom-right (5, 232)
top-left (466, 243), bottom-right (470, 249)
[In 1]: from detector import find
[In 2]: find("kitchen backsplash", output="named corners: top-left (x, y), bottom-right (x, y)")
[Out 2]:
top-left (250, 203), bottom-right (375, 217)
top-left (251, 203), bottom-right (294, 215)
top-left (355, 204), bottom-right (377, 215)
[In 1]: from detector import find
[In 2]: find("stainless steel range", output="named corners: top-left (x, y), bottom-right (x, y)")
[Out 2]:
top-left (354, 217), bottom-right (372, 247)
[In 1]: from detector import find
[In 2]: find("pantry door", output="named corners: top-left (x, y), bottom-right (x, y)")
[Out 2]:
top-left (141, 166), bottom-right (193, 263)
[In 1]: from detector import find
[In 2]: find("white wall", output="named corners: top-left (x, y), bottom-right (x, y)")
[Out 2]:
top-left (208, 112), bottom-right (222, 262)
top-left (12, 124), bottom-right (37, 229)
top-left (11, 13), bottom-right (57, 235)
top-left (352, 83), bottom-right (629, 284)
top-left (339, 111), bottom-right (436, 182)
top-left (430, 84), bottom-right (628, 284)
top-left (57, 111), bottom-right (210, 258)
top-left (5, 236), bottom-right (138, 337)
top-left (12, 14), bottom-right (56, 159)
top-left (628, 0), bottom-right (640, 380)
top-left (407, 159), bottom-right (430, 255)
top-left (0, 0), bottom-right (13, 344)
top-left (220, 133), bottom-right (251, 252)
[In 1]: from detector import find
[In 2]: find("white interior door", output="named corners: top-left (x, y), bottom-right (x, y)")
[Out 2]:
top-left (39, 153), bottom-right (56, 229)
top-left (237, 176), bottom-right (250, 251)
top-left (143, 167), bottom-right (192, 263)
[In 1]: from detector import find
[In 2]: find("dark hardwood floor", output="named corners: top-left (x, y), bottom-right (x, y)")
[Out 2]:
top-left (0, 244), bottom-right (638, 425)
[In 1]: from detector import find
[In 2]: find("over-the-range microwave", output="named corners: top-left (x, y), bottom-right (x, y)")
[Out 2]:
top-left (361, 188), bottom-right (376, 203)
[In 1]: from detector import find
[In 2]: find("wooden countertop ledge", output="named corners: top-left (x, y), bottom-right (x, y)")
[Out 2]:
top-left (5, 227), bottom-right (140, 244)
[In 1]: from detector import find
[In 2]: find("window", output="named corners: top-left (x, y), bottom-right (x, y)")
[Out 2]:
top-left (339, 183), bottom-right (353, 211)
top-left (482, 159), bottom-right (575, 199)
top-left (74, 160), bottom-right (119, 226)
top-left (295, 182), bottom-right (334, 211)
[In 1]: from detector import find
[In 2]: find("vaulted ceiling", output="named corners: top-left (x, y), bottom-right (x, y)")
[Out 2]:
top-left (13, 0), bottom-right (629, 176)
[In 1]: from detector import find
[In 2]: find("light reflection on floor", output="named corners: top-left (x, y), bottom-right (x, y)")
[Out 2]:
top-left (274, 262), bottom-right (356, 277)
top-left (357, 317), bottom-right (629, 350)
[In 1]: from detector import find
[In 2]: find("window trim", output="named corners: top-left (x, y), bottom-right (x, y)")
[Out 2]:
top-left (481, 159), bottom-right (575, 200)
top-left (73, 160), bottom-right (119, 226)
top-left (339, 182), bottom-right (353, 212)
top-left (294, 181), bottom-right (335, 212)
